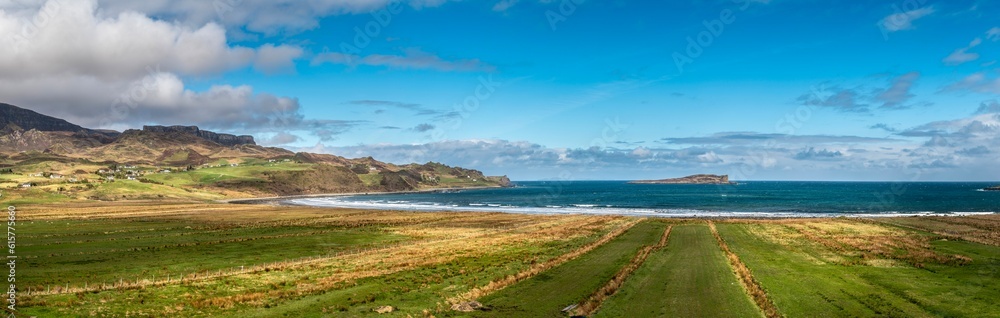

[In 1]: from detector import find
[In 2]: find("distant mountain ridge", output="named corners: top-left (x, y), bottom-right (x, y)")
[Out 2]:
top-left (0, 102), bottom-right (512, 198)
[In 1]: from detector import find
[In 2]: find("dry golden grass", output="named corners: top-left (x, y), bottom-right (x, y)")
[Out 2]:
top-left (875, 215), bottom-right (1000, 247)
top-left (786, 219), bottom-right (971, 267)
top-left (22, 201), bottom-right (623, 306)
top-left (709, 221), bottom-right (781, 318)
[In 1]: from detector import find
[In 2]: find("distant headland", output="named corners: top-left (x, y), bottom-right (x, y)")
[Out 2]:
top-left (628, 174), bottom-right (734, 185)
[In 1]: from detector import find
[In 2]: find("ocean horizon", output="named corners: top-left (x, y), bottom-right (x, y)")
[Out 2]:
top-left (289, 181), bottom-right (1000, 217)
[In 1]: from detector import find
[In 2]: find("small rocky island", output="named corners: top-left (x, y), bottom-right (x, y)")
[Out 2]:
top-left (629, 174), bottom-right (734, 185)
top-left (984, 186), bottom-right (1000, 191)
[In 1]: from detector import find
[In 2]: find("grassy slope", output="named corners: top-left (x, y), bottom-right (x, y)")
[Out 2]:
top-left (717, 222), bottom-right (1000, 317)
top-left (472, 221), bottom-right (666, 318)
top-left (595, 224), bottom-right (762, 318)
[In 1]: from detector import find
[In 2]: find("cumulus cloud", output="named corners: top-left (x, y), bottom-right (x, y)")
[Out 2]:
top-left (0, 0), bottom-right (334, 136)
top-left (1, 0), bottom-right (253, 80)
top-left (2, 0), bottom-right (458, 35)
top-left (312, 48), bottom-right (495, 72)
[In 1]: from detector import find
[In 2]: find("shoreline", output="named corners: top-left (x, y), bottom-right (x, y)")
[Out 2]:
top-left (217, 185), bottom-right (505, 205)
top-left (277, 199), bottom-right (996, 219)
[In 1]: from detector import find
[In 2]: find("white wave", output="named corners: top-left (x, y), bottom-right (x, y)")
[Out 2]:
top-left (285, 197), bottom-right (997, 218)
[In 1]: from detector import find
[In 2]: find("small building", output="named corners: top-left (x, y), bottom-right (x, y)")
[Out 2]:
top-left (127, 176), bottom-right (136, 180)
top-left (19, 183), bottom-right (31, 188)
top-left (106, 176), bottom-right (115, 181)
top-left (49, 174), bottom-right (63, 179)
top-left (230, 163), bottom-right (239, 167)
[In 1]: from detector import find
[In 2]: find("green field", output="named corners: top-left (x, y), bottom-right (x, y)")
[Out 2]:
top-left (595, 224), bottom-right (762, 318)
top-left (473, 221), bottom-right (667, 317)
top-left (11, 202), bottom-right (1000, 317)
top-left (716, 221), bottom-right (1000, 317)
top-left (141, 162), bottom-right (314, 187)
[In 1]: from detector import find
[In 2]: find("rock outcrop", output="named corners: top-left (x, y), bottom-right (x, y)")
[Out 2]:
top-left (142, 125), bottom-right (255, 146)
top-left (984, 186), bottom-right (1000, 191)
top-left (1, 102), bottom-right (90, 133)
top-left (629, 174), bottom-right (734, 184)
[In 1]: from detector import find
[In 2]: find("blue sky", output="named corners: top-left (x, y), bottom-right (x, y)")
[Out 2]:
top-left (2, 0), bottom-right (1000, 180)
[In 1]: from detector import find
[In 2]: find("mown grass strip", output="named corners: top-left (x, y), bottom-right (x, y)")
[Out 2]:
top-left (571, 225), bottom-right (673, 316)
top-left (594, 224), bottom-right (762, 318)
top-left (709, 221), bottom-right (781, 318)
top-left (715, 221), bottom-right (1000, 317)
top-left (448, 218), bottom-right (643, 304)
top-left (470, 220), bottom-right (665, 317)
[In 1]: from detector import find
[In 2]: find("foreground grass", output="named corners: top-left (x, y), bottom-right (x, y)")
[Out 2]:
top-left (595, 224), bottom-right (762, 318)
top-left (11, 202), bottom-right (1000, 317)
top-left (18, 202), bottom-right (626, 317)
top-left (472, 221), bottom-right (667, 317)
top-left (717, 220), bottom-right (1000, 317)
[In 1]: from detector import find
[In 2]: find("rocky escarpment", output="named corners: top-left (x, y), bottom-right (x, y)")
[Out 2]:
top-left (629, 174), bottom-right (734, 184)
top-left (142, 125), bottom-right (255, 146)
top-left (1, 102), bottom-right (90, 133)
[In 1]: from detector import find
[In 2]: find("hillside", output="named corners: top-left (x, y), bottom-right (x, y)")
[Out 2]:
top-left (0, 102), bottom-right (512, 202)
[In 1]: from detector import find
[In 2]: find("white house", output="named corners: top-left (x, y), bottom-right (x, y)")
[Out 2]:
top-left (20, 183), bottom-right (31, 188)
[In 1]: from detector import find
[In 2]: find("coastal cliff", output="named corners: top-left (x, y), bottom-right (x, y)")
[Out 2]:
top-left (629, 174), bottom-right (734, 184)
top-left (142, 125), bottom-right (256, 146)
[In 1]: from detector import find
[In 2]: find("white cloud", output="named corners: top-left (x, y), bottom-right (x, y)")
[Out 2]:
top-left (943, 38), bottom-right (982, 65)
top-left (943, 72), bottom-right (1000, 94)
top-left (0, 0), bottom-right (330, 136)
top-left (2, 0), bottom-right (458, 35)
top-left (879, 7), bottom-right (934, 32)
top-left (987, 27), bottom-right (1000, 41)
top-left (874, 72), bottom-right (920, 109)
top-left (254, 44), bottom-right (303, 74)
top-left (492, 0), bottom-right (520, 12)
top-left (313, 48), bottom-right (495, 72)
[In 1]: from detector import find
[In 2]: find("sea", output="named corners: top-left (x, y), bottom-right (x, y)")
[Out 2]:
top-left (287, 181), bottom-right (1000, 218)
